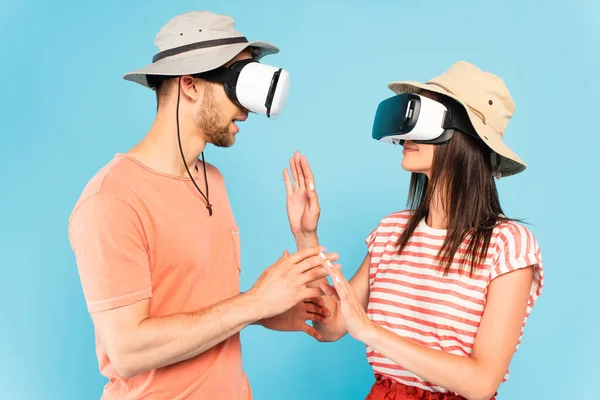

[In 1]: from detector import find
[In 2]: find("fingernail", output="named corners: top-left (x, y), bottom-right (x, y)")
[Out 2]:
top-left (326, 260), bottom-right (333, 267)
top-left (309, 182), bottom-right (315, 191)
top-left (335, 276), bottom-right (341, 283)
top-left (319, 252), bottom-right (327, 260)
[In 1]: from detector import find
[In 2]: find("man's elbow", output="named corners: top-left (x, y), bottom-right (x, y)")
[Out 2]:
top-left (105, 339), bottom-right (146, 379)
top-left (110, 350), bottom-right (141, 378)
top-left (113, 363), bottom-right (136, 379)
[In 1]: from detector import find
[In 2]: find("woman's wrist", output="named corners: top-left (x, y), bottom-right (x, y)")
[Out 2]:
top-left (356, 321), bottom-right (380, 345)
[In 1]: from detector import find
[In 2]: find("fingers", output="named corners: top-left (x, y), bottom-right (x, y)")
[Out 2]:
top-left (301, 323), bottom-right (323, 341)
top-left (299, 154), bottom-right (315, 183)
top-left (322, 259), bottom-right (349, 300)
top-left (302, 287), bottom-right (325, 299)
top-left (295, 252), bottom-right (338, 275)
top-left (294, 151), bottom-right (306, 189)
top-left (309, 314), bottom-right (328, 325)
top-left (300, 155), bottom-right (318, 197)
top-left (320, 282), bottom-right (340, 302)
top-left (305, 296), bottom-right (325, 307)
top-left (283, 169), bottom-right (293, 196)
top-left (310, 287), bottom-right (327, 296)
top-left (332, 277), bottom-right (348, 300)
top-left (289, 157), bottom-right (299, 191)
top-left (300, 266), bottom-right (329, 285)
top-left (324, 252), bottom-right (339, 264)
top-left (304, 301), bottom-right (331, 319)
top-left (321, 255), bottom-right (343, 280)
top-left (285, 246), bottom-right (326, 266)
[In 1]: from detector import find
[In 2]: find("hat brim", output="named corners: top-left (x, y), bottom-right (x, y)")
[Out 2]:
top-left (123, 40), bottom-right (279, 88)
top-left (388, 81), bottom-right (526, 177)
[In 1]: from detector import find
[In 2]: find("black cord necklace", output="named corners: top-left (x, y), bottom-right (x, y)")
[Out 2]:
top-left (176, 77), bottom-right (213, 216)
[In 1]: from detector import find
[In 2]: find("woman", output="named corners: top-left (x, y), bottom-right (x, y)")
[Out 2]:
top-left (283, 61), bottom-right (543, 400)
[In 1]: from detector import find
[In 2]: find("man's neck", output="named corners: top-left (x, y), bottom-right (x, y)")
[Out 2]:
top-left (128, 108), bottom-right (207, 178)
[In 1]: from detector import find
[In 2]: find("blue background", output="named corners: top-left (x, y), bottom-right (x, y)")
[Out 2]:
top-left (1, 0), bottom-right (598, 398)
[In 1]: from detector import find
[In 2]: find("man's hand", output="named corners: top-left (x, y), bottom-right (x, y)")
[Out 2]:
top-left (260, 297), bottom-right (331, 340)
top-left (247, 247), bottom-right (337, 320)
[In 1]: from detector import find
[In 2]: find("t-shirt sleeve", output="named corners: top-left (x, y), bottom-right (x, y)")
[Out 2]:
top-left (365, 226), bottom-right (379, 255)
top-left (68, 193), bottom-right (152, 313)
top-left (490, 223), bottom-right (544, 305)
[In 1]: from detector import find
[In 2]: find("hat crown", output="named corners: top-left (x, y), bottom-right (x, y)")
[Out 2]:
top-left (154, 11), bottom-right (243, 52)
top-left (428, 61), bottom-right (515, 138)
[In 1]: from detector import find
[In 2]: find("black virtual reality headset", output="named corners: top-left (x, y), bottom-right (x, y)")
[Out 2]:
top-left (371, 93), bottom-right (478, 145)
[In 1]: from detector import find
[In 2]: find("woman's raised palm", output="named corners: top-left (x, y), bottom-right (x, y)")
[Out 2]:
top-left (283, 151), bottom-right (321, 236)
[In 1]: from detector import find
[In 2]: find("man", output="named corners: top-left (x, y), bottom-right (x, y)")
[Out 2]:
top-left (68, 10), bottom-right (337, 399)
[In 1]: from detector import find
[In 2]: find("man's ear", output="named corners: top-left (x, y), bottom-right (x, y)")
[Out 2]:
top-left (179, 75), bottom-right (202, 103)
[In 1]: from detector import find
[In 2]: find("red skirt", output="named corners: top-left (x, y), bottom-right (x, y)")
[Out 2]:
top-left (365, 375), bottom-right (497, 400)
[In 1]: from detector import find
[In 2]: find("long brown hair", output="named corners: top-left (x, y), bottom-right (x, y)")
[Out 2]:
top-left (397, 125), bottom-right (515, 276)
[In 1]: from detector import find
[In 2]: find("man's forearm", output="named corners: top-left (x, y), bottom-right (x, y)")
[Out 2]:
top-left (114, 292), bottom-right (260, 377)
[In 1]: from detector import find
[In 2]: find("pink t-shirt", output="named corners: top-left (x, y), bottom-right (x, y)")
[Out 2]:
top-left (68, 154), bottom-right (250, 399)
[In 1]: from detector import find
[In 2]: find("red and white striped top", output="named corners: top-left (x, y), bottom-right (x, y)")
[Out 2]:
top-left (365, 210), bottom-right (543, 392)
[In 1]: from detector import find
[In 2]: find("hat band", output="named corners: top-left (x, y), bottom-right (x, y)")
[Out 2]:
top-left (152, 36), bottom-right (249, 63)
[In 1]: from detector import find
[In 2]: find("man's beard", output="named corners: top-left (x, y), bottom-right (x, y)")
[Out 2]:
top-left (196, 85), bottom-right (234, 148)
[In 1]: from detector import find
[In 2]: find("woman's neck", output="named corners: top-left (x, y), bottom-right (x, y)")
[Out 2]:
top-left (426, 191), bottom-right (448, 229)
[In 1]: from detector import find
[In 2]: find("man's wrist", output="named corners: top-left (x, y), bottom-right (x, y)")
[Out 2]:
top-left (294, 231), bottom-right (319, 249)
top-left (238, 290), bottom-right (266, 324)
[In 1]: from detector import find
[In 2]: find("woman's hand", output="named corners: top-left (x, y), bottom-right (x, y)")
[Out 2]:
top-left (319, 256), bottom-right (375, 342)
top-left (283, 151), bottom-right (321, 238)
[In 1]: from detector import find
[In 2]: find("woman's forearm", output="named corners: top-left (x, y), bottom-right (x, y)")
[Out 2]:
top-left (360, 324), bottom-right (500, 400)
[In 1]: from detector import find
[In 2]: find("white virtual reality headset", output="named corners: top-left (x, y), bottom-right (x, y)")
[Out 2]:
top-left (200, 58), bottom-right (290, 119)
top-left (372, 93), bottom-right (478, 145)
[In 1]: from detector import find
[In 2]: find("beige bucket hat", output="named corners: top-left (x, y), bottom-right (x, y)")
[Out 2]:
top-left (123, 10), bottom-right (279, 88)
top-left (388, 61), bottom-right (525, 177)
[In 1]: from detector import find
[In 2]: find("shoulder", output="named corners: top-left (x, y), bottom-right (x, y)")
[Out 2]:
top-left (378, 209), bottom-right (414, 228)
top-left (365, 210), bottom-right (413, 249)
top-left (490, 219), bottom-right (543, 290)
top-left (493, 219), bottom-right (541, 257)
top-left (369, 209), bottom-right (415, 236)
top-left (73, 155), bottom-right (141, 203)
top-left (489, 219), bottom-right (544, 304)
top-left (203, 160), bottom-right (221, 175)
top-left (203, 161), bottom-right (226, 184)
top-left (69, 156), bottom-right (143, 230)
